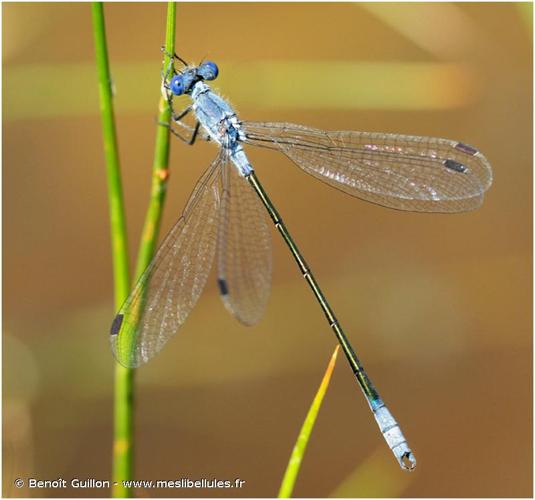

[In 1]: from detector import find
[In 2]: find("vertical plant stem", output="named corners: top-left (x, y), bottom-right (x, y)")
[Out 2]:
top-left (93, 2), bottom-right (176, 497)
top-left (112, 367), bottom-right (134, 497)
top-left (91, 2), bottom-right (133, 497)
top-left (92, 2), bottom-right (130, 306)
top-left (135, 2), bottom-right (176, 277)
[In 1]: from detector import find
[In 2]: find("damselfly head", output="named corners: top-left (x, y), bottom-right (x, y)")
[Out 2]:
top-left (198, 61), bottom-right (219, 81)
top-left (169, 62), bottom-right (219, 96)
top-left (169, 74), bottom-right (186, 95)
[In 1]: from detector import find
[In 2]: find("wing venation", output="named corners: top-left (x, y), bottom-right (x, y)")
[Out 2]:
top-left (242, 121), bottom-right (492, 212)
top-left (110, 152), bottom-right (224, 367)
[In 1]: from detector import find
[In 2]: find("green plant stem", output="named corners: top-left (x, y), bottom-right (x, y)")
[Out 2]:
top-left (135, 2), bottom-right (176, 277)
top-left (116, 4), bottom-right (175, 494)
top-left (92, 3), bottom-right (130, 306)
top-left (93, 2), bottom-right (176, 497)
top-left (91, 3), bottom-right (133, 497)
top-left (278, 346), bottom-right (340, 498)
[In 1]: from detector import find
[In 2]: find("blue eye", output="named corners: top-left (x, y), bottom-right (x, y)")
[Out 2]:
top-left (198, 61), bottom-right (219, 81)
top-left (170, 75), bottom-right (185, 95)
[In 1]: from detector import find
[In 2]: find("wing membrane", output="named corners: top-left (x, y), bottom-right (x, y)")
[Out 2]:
top-left (217, 161), bottom-right (272, 326)
top-left (242, 122), bottom-right (493, 213)
top-left (110, 152), bottom-right (223, 367)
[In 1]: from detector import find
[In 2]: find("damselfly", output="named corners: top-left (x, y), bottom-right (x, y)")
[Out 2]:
top-left (110, 56), bottom-right (493, 471)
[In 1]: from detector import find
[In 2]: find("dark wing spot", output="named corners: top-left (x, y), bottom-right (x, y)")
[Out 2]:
top-left (110, 314), bottom-right (124, 336)
top-left (444, 159), bottom-right (467, 173)
top-left (217, 278), bottom-right (229, 296)
top-left (454, 142), bottom-right (478, 156)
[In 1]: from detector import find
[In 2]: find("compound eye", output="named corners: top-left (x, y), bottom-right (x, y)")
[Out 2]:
top-left (170, 75), bottom-right (185, 95)
top-left (198, 61), bottom-right (219, 81)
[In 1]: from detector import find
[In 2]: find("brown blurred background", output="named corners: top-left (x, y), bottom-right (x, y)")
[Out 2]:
top-left (3, 2), bottom-right (532, 498)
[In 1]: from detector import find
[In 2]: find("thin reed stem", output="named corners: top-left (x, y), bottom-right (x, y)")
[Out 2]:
top-left (92, 2), bottom-right (176, 497)
top-left (91, 3), bottom-right (134, 496)
top-left (135, 2), bottom-right (176, 277)
top-left (92, 2), bottom-right (130, 306)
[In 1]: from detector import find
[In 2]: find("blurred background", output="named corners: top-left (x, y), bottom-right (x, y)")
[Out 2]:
top-left (3, 2), bottom-right (532, 498)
